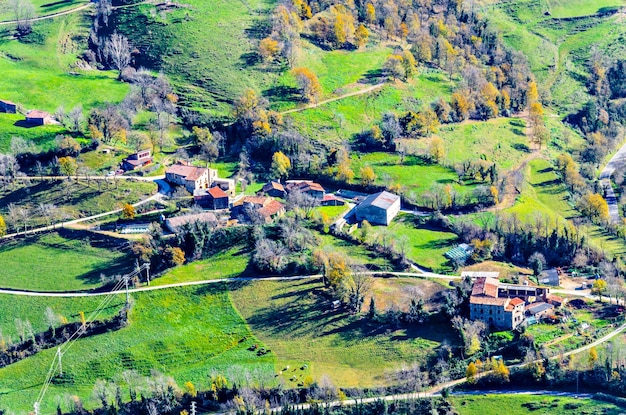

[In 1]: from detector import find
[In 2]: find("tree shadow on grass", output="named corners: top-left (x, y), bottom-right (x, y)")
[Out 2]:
top-left (244, 18), bottom-right (272, 40)
top-left (240, 52), bottom-right (261, 66)
top-left (511, 128), bottom-right (526, 137)
top-left (263, 85), bottom-right (301, 104)
top-left (77, 257), bottom-right (136, 286)
top-left (359, 69), bottom-right (384, 84)
top-left (243, 279), bottom-right (455, 349)
top-left (512, 142), bottom-right (531, 152)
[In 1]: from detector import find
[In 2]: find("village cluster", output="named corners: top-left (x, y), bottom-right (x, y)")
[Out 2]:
top-left (116, 150), bottom-right (402, 235)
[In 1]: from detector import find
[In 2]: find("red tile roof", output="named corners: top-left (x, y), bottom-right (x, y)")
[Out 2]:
top-left (242, 196), bottom-right (270, 207)
top-left (207, 186), bottom-right (228, 199)
top-left (470, 296), bottom-right (507, 306)
top-left (263, 181), bottom-right (285, 192)
top-left (26, 110), bottom-right (51, 119)
top-left (471, 277), bottom-right (500, 298)
top-left (322, 194), bottom-right (341, 202)
top-left (509, 298), bottom-right (525, 306)
top-left (166, 163), bottom-right (207, 181)
top-left (288, 181), bottom-right (325, 193)
top-left (258, 200), bottom-right (285, 218)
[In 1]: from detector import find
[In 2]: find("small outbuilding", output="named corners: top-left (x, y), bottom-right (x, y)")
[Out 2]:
top-left (353, 191), bottom-right (400, 226)
top-left (122, 150), bottom-right (153, 171)
top-left (194, 186), bottom-right (229, 210)
top-left (539, 269), bottom-right (561, 286)
top-left (25, 110), bottom-right (53, 125)
top-left (0, 99), bottom-right (17, 114)
top-left (320, 194), bottom-right (345, 206)
top-left (525, 302), bottom-right (554, 319)
top-left (262, 181), bottom-right (286, 198)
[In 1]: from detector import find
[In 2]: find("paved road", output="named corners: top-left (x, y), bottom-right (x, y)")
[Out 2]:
top-left (599, 141), bottom-right (626, 223)
top-left (0, 271), bottom-right (461, 297)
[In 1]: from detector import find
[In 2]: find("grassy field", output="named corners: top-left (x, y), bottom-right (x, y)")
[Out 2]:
top-left (350, 152), bottom-right (471, 199)
top-left (0, 292), bottom-right (124, 340)
top-left (0, 14), bottom-right (128, 151)
top-left (387, 214), bottom-right (458, 272)
top-left (0, 231), bottom-right (135, 291)
top-left (0, 285), bottom-right (274, 413)
top-left (0, 179), bottom-right (156, 230)
top-left (0, 113), bottom-right (65, 152)
top-left (270, 42), bottom-right (392, 111)
top-left (153, 245), bottom-right (253, 286)
top-left (484, 0), bottom-right (626, 113)
top-left (314, 205), bottom-right (350, 221)
top-left (317, 233), bottom-right (396, 271)
top-left (232, 278), bottom-right (456, 388)
top-left (286, 73), bottom-right (454, 146)
top-left (0, 16), bottom-right (128, 111)
top-left (110, 0), bottom-right (279, 116)
top-left (450, 393), bottom-right (623, 414)
top-left (505, 158), bottom-right (626, 256)
top-left (0, 0), bottom-right (89, 21)
top-left (438, 118), bottom-right (531, 170)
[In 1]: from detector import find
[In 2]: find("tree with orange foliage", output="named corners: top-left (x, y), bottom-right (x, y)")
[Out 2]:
top-left (365, 3), bottom-right (376, 24)
top-left (355, 24), bottom-right (369, 47)
top-left (292, 67), bottom-right (322, 102)
top-left (259, 37), bottom-right (280, 63)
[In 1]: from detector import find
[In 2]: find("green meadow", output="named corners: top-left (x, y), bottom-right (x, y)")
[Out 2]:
top-left (0, 231), bottom-right (135, 291)
top-left (0, 285), bottom-right (274, 413)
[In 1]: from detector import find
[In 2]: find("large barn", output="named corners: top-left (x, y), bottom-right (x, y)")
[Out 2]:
top-left (354, 191), bottom-right (401, 226)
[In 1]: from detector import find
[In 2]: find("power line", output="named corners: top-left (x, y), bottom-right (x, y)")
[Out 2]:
top-left (34, 265), bottom-right (150, 410)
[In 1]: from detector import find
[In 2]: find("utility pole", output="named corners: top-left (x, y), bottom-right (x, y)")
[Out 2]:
top-left (57, 347), bottom-right (63, 376)
top-left (145, 262), bottom-right (151, 286)
top-left (125, 276), bottom-right (130, 307)
top-left (191, 401), bottom-right (196, 415)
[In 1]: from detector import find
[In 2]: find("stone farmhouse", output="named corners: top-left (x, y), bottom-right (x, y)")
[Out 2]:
top-left (233, 196), bottom-right (285, 224)
top-left (165, 161), bottom-right (235, 196)
top-left (165, 162), bottom-right (214, 192)
top-left (285, 180), bottom-right (325, 199)
top-left (469, 277), bottom-right (563, 330)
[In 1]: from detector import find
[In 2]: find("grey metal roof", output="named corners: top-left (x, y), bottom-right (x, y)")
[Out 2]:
top-left (527, 302), bottom-right (554, 315)
top-left (359, 191), bottom-right (400, 210)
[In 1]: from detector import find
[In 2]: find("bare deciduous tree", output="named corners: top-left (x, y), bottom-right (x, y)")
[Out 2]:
top-left (44, 306), bottom-right (60, 336)
top-left (104, 33), bottom-right (131, 79)
top-left (10, 0), bottom-right (35, 35)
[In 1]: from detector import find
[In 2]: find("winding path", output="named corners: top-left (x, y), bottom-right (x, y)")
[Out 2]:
top-left (0, 3), bottom-right (92, 26)
top-left (0, 175), bottom-right (168, 240)
top-left (599, 140), bottom-right (626, 223)
top-left (280, 83), bottom-right (385, 115)
top-left (0, 0), bottom-right (154, 26)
